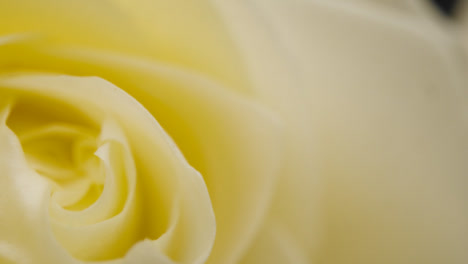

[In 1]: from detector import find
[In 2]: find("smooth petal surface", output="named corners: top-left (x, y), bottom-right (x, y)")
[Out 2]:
top-left (0, 74), bottom-right (216, 263)
top-left (0, 0), bottom-right (142, 53)
top-left (215, 1), bottom-right (321, 262)
top-left (107, 0), bottom-right (252, 93)
top-left (0, 37), bottom-right (283, 264)
top-left (0, 0), bottom-right (251, 94)
top-left (219, 0), bottom-right (468, 263)
top-left (0, 102), bottom-right (76, 264)
top-left (333, 0), bottom-right (444, 19)
top-left (240, 220), bottom-right (309, 264)
top-left (2, 1), bottom-right (466, 264)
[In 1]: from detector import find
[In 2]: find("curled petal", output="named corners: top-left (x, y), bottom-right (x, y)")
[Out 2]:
top-left (0, 102), bottom-right (76, 264)
top-left (0, 38), bottom-right (284, 264)
top-left (0, 74), bottom-right (216, 263)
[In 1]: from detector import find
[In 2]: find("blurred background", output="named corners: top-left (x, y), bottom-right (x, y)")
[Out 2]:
top-left (430, 0), bottom-right (459, 16)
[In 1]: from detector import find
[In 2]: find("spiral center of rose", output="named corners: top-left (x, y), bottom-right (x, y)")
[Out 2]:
top-left (20, 124), bottom-right (105, 210)
top-left (6, 95), bottom-right (106, 211)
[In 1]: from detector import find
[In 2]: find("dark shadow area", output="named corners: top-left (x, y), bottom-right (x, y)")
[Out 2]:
top-left (430, 0), bottom-right (459, 17)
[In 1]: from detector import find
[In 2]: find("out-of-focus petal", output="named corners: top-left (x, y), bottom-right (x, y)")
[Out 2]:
top-left (216, 0), bottom-right (468, 263)
top-left (0, 0), bottom-right (251, 94)
top-left (240, 220), bottom-right (309, 264)
top-left (0, 0), bottom-right (141, 53)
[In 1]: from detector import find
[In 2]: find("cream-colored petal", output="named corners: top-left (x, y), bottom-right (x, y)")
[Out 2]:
top-left (48, 120), bottom-right (138, 261)
top-left (17, 123), bottom-right (97, 183)
top-left (345, 0), bottom-right (420, 10)
top-left (0, 74), bottom-right (216, 263)
top-left (50, 128), bottom-right (139, 261)
top-left (240, 220), bottom-right (309, 264)
top-left (332, 0), bottom-right (443, 19)
top-left (102, 240), bottom-right (175, 264)
top-left (0, 0), bottom-right (251, 94)
top-left (0, 39), bottom-right (283, 264)
top-left (214, 1), bottom-right (321, 261)
top-left (106, 0), bottom-right (252, 94)
top-left (220, 0), bottom-right (468, 263)
top-left (334, 0), bottom-right (457, 35)
top-left (49, 121), bottom-right (135, 226)
top-left (0, 0), bottom-right (143, 53)
top-left (0, 103), bottom-right (77, 264)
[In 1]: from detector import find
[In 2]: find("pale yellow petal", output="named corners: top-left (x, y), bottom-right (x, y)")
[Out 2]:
top-left (0, 0), bottom-right (251, 94)
top-left (0, 37), bottom-right (284, 264)
top-left (331, 0), bottom-right (443, 19)
top-left (214, 1), bottom-right (321, 261)
top-left (240, 220), bottom-right (309, 264)
top-left (0, 102), bottom-right (77, 264)
top-left (106, 0), bottom-right (252, 93)
top-left (222, 0), bottom-right (468, 263)
top-left (0, 0), bottom-right (142, 53)
top-left (0, 74), bottom-right (216, 263)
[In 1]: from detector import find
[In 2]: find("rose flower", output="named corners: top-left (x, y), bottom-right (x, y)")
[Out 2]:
top-left (0, 1), bottom-right (467, 264)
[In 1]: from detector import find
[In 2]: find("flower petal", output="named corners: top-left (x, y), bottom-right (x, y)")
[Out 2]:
top-left (0, 38), bottom-right (284, 264)
top-left (0, 74), bottom-right (216, 263)
top-left (0, 0), bottom-right (142, 53)
top-left (0, 0), bottom-right (251, 94)
top-left (240, 220), bottom-right (309, 264)
top-left (0, 102), bottom-right (76, 264)
top-left (221, 0), bottom-right (468, 263)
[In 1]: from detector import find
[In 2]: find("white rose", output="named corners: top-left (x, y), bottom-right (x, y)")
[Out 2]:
top-left (0, 1), bottom-right (467, 264)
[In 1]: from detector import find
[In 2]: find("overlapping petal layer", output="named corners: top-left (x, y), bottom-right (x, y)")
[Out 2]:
top-left (0, 0), bottom-right (251, 94)
top-left (1, 1), bottom-right (465, 264)
top-left (215, 0), bottom-right (468, 263)
top-left (0, 35), bottom-right (283, 263)
top-left (0, 102), bottom-right (74, 264)
top-left (0, 74), bottom-right (216, 264)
